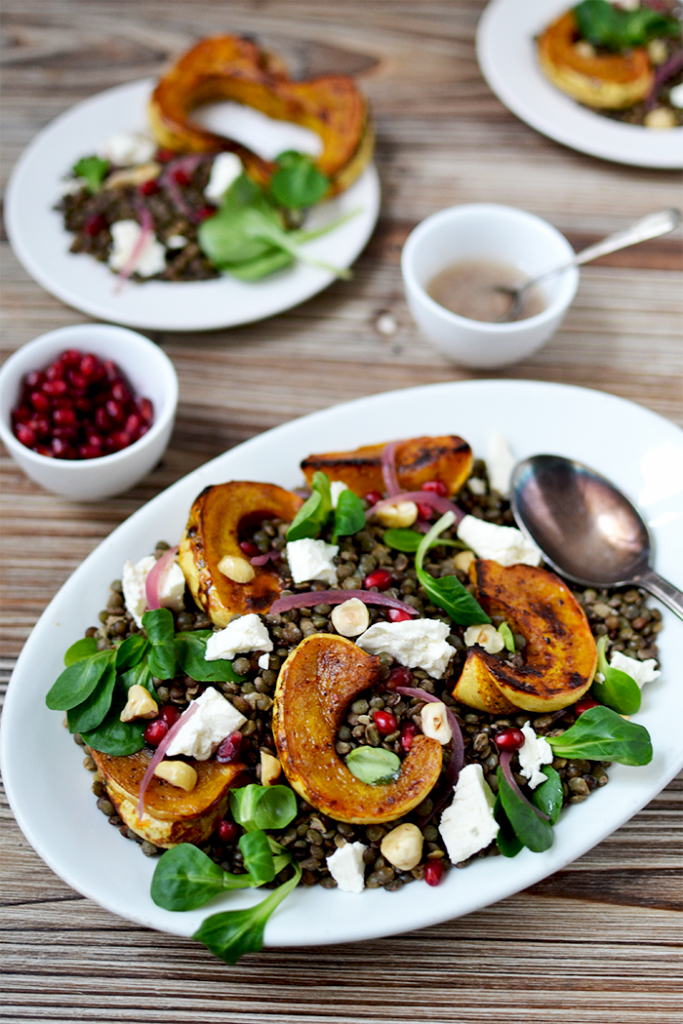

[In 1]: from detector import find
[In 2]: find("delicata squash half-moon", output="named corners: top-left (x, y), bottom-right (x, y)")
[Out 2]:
top-left (90, 749), bottom-right (246, 848)
top-left (149, 35), bottom-right (373, 194)
top-left (273, 633), bottom-right (443, 824)
top-left (179, 481), bottom-right (304, 627)
top-left (301, 435), bottom-right (473, 497)
top-left (537, 10), bottom-right (653, 110)
top-left (452, 560), bottom-right (597, 714)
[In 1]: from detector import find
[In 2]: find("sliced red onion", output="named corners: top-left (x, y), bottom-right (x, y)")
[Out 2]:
top-left (137, 701), bottom-right (199, 819)
top-left (160, 155), bottom-right (206, 222)
top-left (646, 50), bottom-right (683, 110)
top-left (396, 686), bottom-right (464, 827)
top-left (499, 749), bottom-right (549, 821)
top-left (250, 549), bottom-right (281, 566)
top-left (115, 204), bottom-right (155, 288)
top-left (381, 441), bottom-right (401, 497)
top-left (145, 545), bottom-right (179, 611)
top-left (269, 589), bottom-right (419, 616)
top-left (368, 490), bottom-right (465, 524)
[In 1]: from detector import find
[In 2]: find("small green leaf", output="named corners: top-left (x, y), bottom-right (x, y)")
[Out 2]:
top-left (345, 746), bottom-right (401, 785)
top-left (531, 767), bottom-right (563, 825)
top-left (239, 830), bottom-right (276, 885)
top-left (143, 608), bottom-right (177, 680)
top-left (174, 630), bottom-right (245, 683)
top-left (229, 784), bottom-right (298, 833)
top-left (64, 637), bottom-right (99, 666)
top-left (115, 635), bottom-right (149, 672)
top-left (591, 635), bottom-right (642, 716)
top-left (573, 0), bottom-right (679, 50)
top-left (498, 622), bottom-right (516, 653)
top-left (332, 489), bottom-right (365, 542)
top-left (46, 650), bottom-right (114, 711)
top-left (66, 662), bottom-right (117, 734)
top-left (383, 528), bottom-right (463, 554)
top-left (270, 151), bottom-right (329, 210)
top-left (497, 768), bottom-right (554, 853)
top-left (226, 248), bottom-right (294, 281)
top-left (494, 795), bottom-right (523, 858)
top-left (72, 155), bottom-right (110, 193)
top-left (546, 705), bottom-right (652, 766)
top-left (151, 844), bottom-right (253, 911)
top-left (286, 472), bottom-right (333, 541)
top-left (81, 694), bottom-right (146, 755)
top-left (119, 660), bottom-right (155, 697)
top-left (415, 514), bottom-right (490, 626)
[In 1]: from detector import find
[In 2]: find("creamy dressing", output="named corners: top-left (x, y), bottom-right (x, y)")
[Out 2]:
top-left (427, 260), bottom-right (546, 322)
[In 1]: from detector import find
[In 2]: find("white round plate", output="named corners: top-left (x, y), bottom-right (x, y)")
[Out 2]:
top-left (4, 79), bottom-right (380, 331)
top-left (2, 380), bottom-right (682, 948)
top-left (477, 0), bottom-right (683, 169)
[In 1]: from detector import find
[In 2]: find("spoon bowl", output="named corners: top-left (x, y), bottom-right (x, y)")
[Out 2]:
top-left (511, 454), bottom-right (683, 621)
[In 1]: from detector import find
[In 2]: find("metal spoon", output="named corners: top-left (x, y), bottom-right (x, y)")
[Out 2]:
top-left (498, 207), bottom-right (682, 322)
top-left (511, 454), bottom-right (683, 621)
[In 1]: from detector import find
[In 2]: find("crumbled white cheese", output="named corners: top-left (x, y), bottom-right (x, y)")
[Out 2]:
top-left (609, 651), bottom-right (661, 689)
top-left (108, 220), bottom-right (167, 277)
top-left (98, 132), bottom-right (155, 166)
top-left (669, 83), bottom-right (683, 109)
top-left (165, 687), bottom-right (246, 761)
top-left (518, 722), bottom-right (554, 790)
top-left (205, 613), bottom-right (273, 661)
top-left (439, 764), bottom-right (499, 864)
top-left (330, 480), bottom-right (349, 508)
top-left (258, 652), bottom-right (270, 670)
top-left (356, 618), bottom-right (453, 679)
top-left (464, 623), bottom-right (505, 655)
top-left (421, 702), bottom-right (452, 745)
top-left (487, 431), bottom-right (516, 497)
top-left (286, 538), bottom-right (339, 585)
top-left (326, 841), bottom-right (367, 893)
top-left (457, 515), bottom-right (542, 567)
top-left (158, 561), bottom-right (187, 614)
top-left (204, 152), bottom-right (243, 203)
top-left (468, 477), bottom-right (487, 496)
top-left (165, 234), bottom-right (188, 249)
top-left (122, 555), bottom-right (156, 627)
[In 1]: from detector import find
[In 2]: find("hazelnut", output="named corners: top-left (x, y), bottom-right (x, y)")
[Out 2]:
top-left (218, 555), bottom-right (256, 583)
top-left (153, 760), bottom-right (198, 791)
top-left (574, 40), bottom-right (596, 60)
top-left (644, 107), bottom-right (677, 130)
top-left (331, 598), bottom-right (370, 637)
top-left (380, 823), bottom-right (424, 871)
top-left (421, 701), bottom-right (452, 745)
top-left (464, 623), bottom-right (505, 655)
top-left (454, 550), bottom-right (476, 573)
top-left (104, 162), bottom-right (161, 189)
top-left (260, 751), bottom-right (282, 786)
top-left (375, 500), bottom-right (418, 528)
top-left (119, 684), bottom-right (158, 722)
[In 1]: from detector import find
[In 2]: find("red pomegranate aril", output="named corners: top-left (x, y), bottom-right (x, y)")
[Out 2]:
top-left (171, 167), bottom-right (192, 187)
top-left (240, 541), bottom-right (260, 557)
top-left (30, 390), bottom-right (50, 413)
top-left (109, 430), bottom-right (132, 451)
top-left (217, 820), bottom-right (239, 844)
top-left (16, 424), bottom-right (37, 447)
top-left (25, 370), bottom-right (45, 389)
top-left (125, 413), bottom-right (141, 437)
top-left (198, 204), bottom-right (217, 221)
top-left (86, 431), bottom-right (104, 449)
top-left (364, 490), bottom-right (383, 507)
top-left (34, 444), bottom-right (53, 457)
top-left (215, 731), bottom-right (244, 763)
top-left (138, 424), bottom-right (150, 438)
top-left (53, 406), bottom-right (77, 427)
top-left (159, 705), bottom-right (181, 728)
top-left (51, 438), bottom-right (76, 459)
top-left (421, 479), bottom-right (447, 496)
top-left (103, 360), bottom-right (119, 382)
top-left (575, 694), bottom-right (601, 715)
top-left (143, 718), bottom-right (169, 747)
top-left (424, 859), bottom-right (445, 886)
top-left (493, 727), bottom-right (526, 752)
top-left (387, 607), bottom-right (412, 623)
top-left (138, 397), bottom-right (154, 422)
top-left (61, 349), bottom-right (82, 367)
top-left (84, 214), bottom-right (107, 237)
top-left (29, 416), bottom-right (51, 437)
top-left (67, 370), bottom-right (88, 389)
top-left (106, 399), bottom-right (125, 423)
top-left (95, 407), bottom-right (112, 431)
top-left (373, 709), bottom-right (398, 736)
top-left (78, 444), bottom-right (102, 459)
top-left (155, 147), bottom-right (176, 163)
top-left (13, 404), bottom-right (33, 425)
top-left (52, 425), bottom-right (78, 441)
top-left (400, 721), bottom-right (419, 751)
top-left (111, 380), bottom-right (132, 404)
top-left (42, 378), bottom-right (68, 396)
top-left (387, 666), bottom-right (413, 690)
top-left (364, 568), bottom-right (393, 590)
top-left (139, 178), bottom-right (160, 196)
top-left (416, 502), bottom-right (434, 521)
top-left (79, 353), bottom-right (101, 378)
top-left (46, 360), bottom-right (65, 381)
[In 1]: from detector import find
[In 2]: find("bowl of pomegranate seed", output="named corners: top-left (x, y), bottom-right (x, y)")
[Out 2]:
top-left (0, 324), bottom-right (178, 500)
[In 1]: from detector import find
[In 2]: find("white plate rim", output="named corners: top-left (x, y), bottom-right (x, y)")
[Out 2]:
top-left (476, 0), bottom-right (683, 169)
top-left (4, 78), bottom-right (381, 331)
top-left (2, 378), bottom-right (682, 947)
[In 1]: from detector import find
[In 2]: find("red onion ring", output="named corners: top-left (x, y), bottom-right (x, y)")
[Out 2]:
top-left (381, 441), bottom-right (402, 497)
top-left (368, 490), bottom-right (465, 524)
top-left (646, 50), bottom-right (683, 110)
top-left (115, 205), bottom-right (155, 289)
top-left (499, 750), bottom-right (549, 821)
top-left (145, 545), bottom-right (179, 611)
top-left (137, 701), bottom-right (199, 819)
top-left (250, 550), bottom-right (281, 566)
top-left (160, 155), bottom-right (206, 222)
top-left (269, 589), bottom-right (419, 616)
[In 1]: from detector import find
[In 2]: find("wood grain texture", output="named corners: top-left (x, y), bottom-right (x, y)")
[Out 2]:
top-left (1, 1), bottom-right (682, 1021)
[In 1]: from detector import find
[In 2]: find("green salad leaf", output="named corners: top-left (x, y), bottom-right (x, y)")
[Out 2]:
top-left (115, 634), bottom-right (149, 672)
top-left (229, 784), bottom-right (298, 833)
top-left (238, 830), bottom-right (277, 886)
top-left (80, 694), bottom-right (146, 755)
top-left (142, 608), bottom-right (177, 681)
top-left (151, 844), bottom-right (255, 911)
top-left (64, 636), bottom-right (99, 666)
top-left (174, 630), bottom-right (245, 683)
top-left (546, 705), bottom-right (652, 765)
top-left (498, 621), bottom-right (516, 653)
top-left (591, 635), bottom-right (642, 716)
top-left (46, 649), bottom-right (115, 711)
top-left (332, 488), bottom-right (366, 542)
top-left (493, 796), bottom-right (523, 858)
top-left (270, 151), bottom-right (329, 210)
top-left (574, 0), bottom-right (679, 51)
top-left (345, 746), bottom-right (401, 784)
top-left (66, 662), bottom-right (117, 734)
top-left (531, 767), bottom-right (563, 826)
top-left (72, 155), bottom-right (110, 193)
top-left (415, 513), bottom-right (490, 626)
top-left (286, 471), bottom-right (333, 540)
top-left (497, 767), bottom-right (554, 853)
top-left (383, 528), bottom-right (464, 554)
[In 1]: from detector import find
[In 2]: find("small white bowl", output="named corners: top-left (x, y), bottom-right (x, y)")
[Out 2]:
top-left (0, 324), bottom-right (178, 501)
top-left (401, 204), bottom-right (578, 369)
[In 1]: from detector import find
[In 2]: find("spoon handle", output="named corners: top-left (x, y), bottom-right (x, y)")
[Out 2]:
top-left (635, 567), bottom-right (683, 623)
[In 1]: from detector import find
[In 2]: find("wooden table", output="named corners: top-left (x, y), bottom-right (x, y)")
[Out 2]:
top-left (1, 2), bottom-right (681, 1021)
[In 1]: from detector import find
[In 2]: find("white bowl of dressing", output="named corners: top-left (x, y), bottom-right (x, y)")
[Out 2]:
top-left (401, 203), bottom-right (578, 369)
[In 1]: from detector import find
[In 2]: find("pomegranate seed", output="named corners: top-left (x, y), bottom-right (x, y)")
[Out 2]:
top-left (34, 444), bottom-right (53, 457)
top-left (493, 727), bottom-right (525, 752)
top-left (95, 407), bottom-right (112, 431)
top-left (421, 479), bottom-right (447, 496)
top-left (171, 167), bottom-right (192, 186)
top-left (61, 349), bottom-right (82, 367)
top-left (15, 424), bottom-right (37, 447)
top-left (155, 148), bottom-right (176, 163)
top-left (53, 406), bottom-right (77, 426)
top-left (373, 709), bottom-right (398, 735)
top-left (387, 666), bottom-right (413, 690)
top-left (29, 416), bottom-right (50, 437)
top-left (217, 820), bottom-right (239, 844)
top-left (108, 430), bottom-right (132, 451)
top-left (159, 705), bottom-right (181, 728)
top-left (416, 502), bottom-right (434, 521)
top-left (84, 214), bottom-right (107, 237)
top-left (239, 541), bottom-right (260, 557)
top-left (111, 380), bottom-right (132, 403)
top-left (137, 397), bottom-right (154, 422)
top-left (42, 378), bottom-right (68, 396)
top-left (46, 360), bottom-right (65, 380)
top-left (79, 353), bottom-right (101, 378)
top-left (52, 425), bottom-right (78, 441)
top-left (143, 719), bottom-right (169, 746)
top-left (12, 404), bottom-right (33, 425)
top-left (86, 431), bottom-right (103, 449)
top-left (25, 370), bottom-right (45, 389)
top-left (215, 731), bottom-right (244, 763)
top-left (138, 424), bottom-right (150, 438)
top-left (78, 444), bottom-right (103, 459)
top-left (388, 608), bottom-right (412, 623)
top-left (197, 204), bottom-right (216, 220)
top-left (67, 370), bottom-right (88, 389)
top-left (364, 490), bottom-right (383, 506)
top-left (400, 721), bottom-right (418, 751)
top-left (103, 360), bottom-right (119, 382)
top-left (106, 399), bottom-right (125, 423)
top-left (364, 568), bottom-right (393, 590)
top-left (424, 859), bottom-right (445, 887)
top-left (29, 391), bottom-right (50, 413)
top-left (125, 413), bottom-right (141, 437)
top-left (51, 438), bottom-right (76, 459)
top-left (139, 178), bottom-right (160, 196)
top-left (575, 695), bottom-right (601, 715)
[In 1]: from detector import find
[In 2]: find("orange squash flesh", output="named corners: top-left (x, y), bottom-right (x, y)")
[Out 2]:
top-left (301, 435), bottom-right (473, 498)
top-left (273, 633), bottom-right (443, 824)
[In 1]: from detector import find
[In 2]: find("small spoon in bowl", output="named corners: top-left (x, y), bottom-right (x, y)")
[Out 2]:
top-left (497, 207), bottom-right (681, 322)
top-left (511, 454), bottom-right (683, 621)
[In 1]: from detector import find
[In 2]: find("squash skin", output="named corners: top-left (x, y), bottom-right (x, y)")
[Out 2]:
top-left (148, 34), bottom-right (373, 194)
top-left (537, 10), bottom-right (653, 110)
top-left (273, 633), bottom-right (443, 824)
top-left (301, 435), bottom-right (473, 497)
top-left (179, 481), bottom-right (303, 627)
top-left (453, 560), bottom-right (597, 713)
top-left (91, 748), bottom-right (246, 847)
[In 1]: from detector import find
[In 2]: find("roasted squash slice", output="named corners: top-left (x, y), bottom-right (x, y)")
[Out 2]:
top-left (452, 560), bottom-right (597, 713)
top-left (301, 435), bottom-right (473, 497)
top-left (537, 10), bottom-right (653, 110)
top-left (149, 35), bottom-right (373, 194)
top-left (179, 481), bottom-right (303, 627)
top-left (273, 633), bottom-right (442, 824)
top-left (91, 748), bottom-right (246, 847)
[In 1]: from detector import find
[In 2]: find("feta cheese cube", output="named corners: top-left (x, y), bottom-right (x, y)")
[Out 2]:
top-left (518, 722), bottom-right (554, 789)
top-left (356, 618), bottom-right (453, 679)
top-left (487, 431), bottom-right (516, 497)
top-left (258, 652), bottom-right (270, 671)
top-left (165, 687), bottom-right (246, 760)
top-left (326, 841), bottom-right (367, 893)
top-left (286, 538), bottom-right (339, 585)
top-left (158, 560), bottom-right (187, 614)
top-left (98, 132), bottom-right (155, 166)
top-left (439, 764), bottom-right (499, 864)
top-left (165, 234), bottom-right (188, 249)
top-left (109, 220), bottom-right (166, 277)
top-left (670, 83), bottom-right (683, 109)
top-left (330, 480), bottom-right (349, 508)
top-left (122, 555), bottom-right (156, 627)
top-left (609, 651), bottom-right (661, 689)
top-left (457, 515), bottom-right (542, 567)
top-left (204, 152), bottom-right (243, 203)
top-left (205, 613), bottom-right (273, 661)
